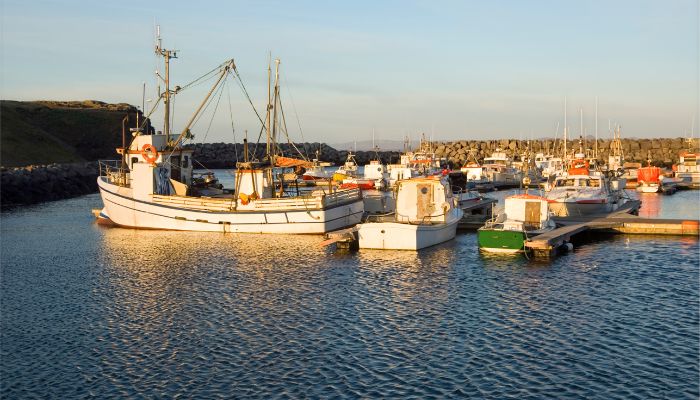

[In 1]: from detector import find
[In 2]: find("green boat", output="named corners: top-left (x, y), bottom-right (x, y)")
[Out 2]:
top-left (478, 229), bottom-right (529, 253)
top-left (478, 194), bottom-right (556, 253)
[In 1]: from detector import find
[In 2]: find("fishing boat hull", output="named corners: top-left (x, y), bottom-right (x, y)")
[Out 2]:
top-left (357, 211), bottom-right (462, 250)
top-left (675, 171), bottom-right (700, 189)
top-left (636, 183), bottom-right (660, 193)
top-left (477, 229), bottom-right (527, 253)
top-left (98, 177), bottom-right (363, 234)
top-left (302, 173), bottom-right (330, 181)
top-left (547, 200), bottom-right (617, 217)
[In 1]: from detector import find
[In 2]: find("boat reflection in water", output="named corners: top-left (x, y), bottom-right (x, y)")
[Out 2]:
top-left (637, 191), bottom-right (662, 219)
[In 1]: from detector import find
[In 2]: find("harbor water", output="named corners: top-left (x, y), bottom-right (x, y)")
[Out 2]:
top-left (1, 189), bottom-right (698, 398)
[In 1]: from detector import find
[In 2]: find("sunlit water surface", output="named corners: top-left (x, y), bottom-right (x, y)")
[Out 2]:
top-left (1, 190), bottom-right (698, 398)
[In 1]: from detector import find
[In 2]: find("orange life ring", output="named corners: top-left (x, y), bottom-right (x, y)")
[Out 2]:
top-left (141, 144), bottom-right (159, 164)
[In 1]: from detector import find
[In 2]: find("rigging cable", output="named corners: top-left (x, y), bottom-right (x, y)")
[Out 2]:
top-left (278, 99), bottom-right (308, 161)
top-left (179, 62), bottom-right (227, 92)
top-left (199, 75), bottom-right (228, 144)
top-left (231, 64), bottom-right (267, 161)
top-left (282, 74), bottom-right (308, 157)
top-left (162, 69), bottom-right (231, 165)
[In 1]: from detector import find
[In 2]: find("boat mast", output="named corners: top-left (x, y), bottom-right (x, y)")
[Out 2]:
top-left (579, 107), bottom-right (584, 154)
top-left (155, 26), bottom-right (177, 145)
top-left (271, 58), bottom-right (281, 168)
top-left (595, 96), bottom-right (599, 160)
top-left (563, 97), bottom-right (568, 159)
top-left (266, 53), bottom-right (272, 161)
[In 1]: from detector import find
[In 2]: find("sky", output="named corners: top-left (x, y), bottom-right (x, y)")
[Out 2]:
top-left (1, 0), bottom-right (699, 145)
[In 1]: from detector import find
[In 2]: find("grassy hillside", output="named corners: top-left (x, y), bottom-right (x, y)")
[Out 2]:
top-left (1, 100), bottom-right (141, 167)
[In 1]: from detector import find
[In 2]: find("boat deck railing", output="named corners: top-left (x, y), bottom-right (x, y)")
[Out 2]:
top-left (151, 187), bottom-right (362, 212)
top-left (98, 160), bottom-right (129, 187)
top-left (364, 212), bottom-right (396, 223)
top-left (481, 218), bottom-right (545, 231)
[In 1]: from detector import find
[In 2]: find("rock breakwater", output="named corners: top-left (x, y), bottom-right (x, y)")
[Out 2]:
top-left (188, 142), bottom-right (401, 168)
top-left (1, 137), bottom-right (692, 207)
top-left (431, 137), bottom-right (691, 167)
top-left (1, 163), bottom-right (99, 207)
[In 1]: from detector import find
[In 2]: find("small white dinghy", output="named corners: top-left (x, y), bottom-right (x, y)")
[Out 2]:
top-left (357, 177), bottom-right (463, 250)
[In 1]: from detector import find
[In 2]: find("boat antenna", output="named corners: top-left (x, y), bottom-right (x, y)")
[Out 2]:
top-left (372, 127), bottom-right (376, 150)
top-left (155, 25), bottom-right (178, 145)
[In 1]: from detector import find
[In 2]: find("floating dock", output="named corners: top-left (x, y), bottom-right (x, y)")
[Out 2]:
top-left (526, 210), bottom-right (699, 258)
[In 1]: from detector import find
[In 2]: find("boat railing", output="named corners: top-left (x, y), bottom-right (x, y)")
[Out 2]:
top-left (151, 187), bottom-right (361, 213)
top-left (98, 160), bottom-right (129, 187)
top-left (152, 194), bottom-right (237, 211)
top-left (395, 211), bottom-right (447, 225)
top-left (321, 187), bottom-right (362, 207)
top-left (364, 212), bottom-right (395, 223)
top-left (485, 217), bottom-right (545, 231)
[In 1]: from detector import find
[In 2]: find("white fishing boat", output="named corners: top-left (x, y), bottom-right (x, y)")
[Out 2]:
top-left (97, 34), bottom-right (363, 234)
top-left (397, 134), bottom-right (445, 176)
top-left (544, 159), bottom-right (630, 216)
top-left (478, 194), bottom-right (556, 253)
top-left (482, 149), bottom-right (523, 186)
top-left (302, 152), bottom-right (333, 181)
top-left (674, 144), bottom-right (700, 189)
top-left (535, 153), bottom-right (565, 178)
top-left (357, 177), bottom-right (463, 250)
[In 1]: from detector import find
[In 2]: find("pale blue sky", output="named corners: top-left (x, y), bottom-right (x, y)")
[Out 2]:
top-left (2, 0), bottom-right (698, 144)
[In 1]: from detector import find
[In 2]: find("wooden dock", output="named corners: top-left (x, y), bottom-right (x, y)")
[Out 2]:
top-left (526, 213), bottom-right (699, 258)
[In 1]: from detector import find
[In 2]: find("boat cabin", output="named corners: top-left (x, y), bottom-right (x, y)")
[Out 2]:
top-left (364, 160), bottom-right (387, 180)
top-left (394, 178), bottom-right (454, 224)
top-left (502, 195), bottom-right (552, 231)
top-left (460, 163), bottom-right (484, 181)
top-left (109, 133), bottom-right (195, 198)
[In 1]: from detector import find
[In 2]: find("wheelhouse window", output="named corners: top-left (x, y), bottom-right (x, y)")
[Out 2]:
top-left (556, 179), bottom-right (575, 187)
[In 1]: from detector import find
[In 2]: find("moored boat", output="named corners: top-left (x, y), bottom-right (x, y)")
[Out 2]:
top-left (636, 164), bottom-right (661, 193)
top-left (481, 149), bottom-right (523, 186)
top-left (332, 151), bottom-right (359, 182)
top-left (674, 147), bottom-right (700, 189)
top-left (545, 173), bottom-right (629, 216)
top-left (97, 35), bottom-right (363, 234)
top-left (478, 194), bottom-right (556, 253)
top-left (357, 177), bottom-right (463, 250)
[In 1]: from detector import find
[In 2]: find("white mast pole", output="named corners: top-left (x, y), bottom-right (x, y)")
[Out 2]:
top-left (564, 97), bottom-right (567, 159)
top-left (580, 107), bottom-right (584, 154)
top-left (595, 96), bottom-right (599, 159)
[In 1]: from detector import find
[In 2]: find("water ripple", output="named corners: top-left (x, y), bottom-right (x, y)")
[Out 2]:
top-left (1, 193), bottom-right (698, 399)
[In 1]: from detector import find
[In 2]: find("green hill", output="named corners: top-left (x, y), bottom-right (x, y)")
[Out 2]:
top-left (1, 100), bottom-right (141, 167)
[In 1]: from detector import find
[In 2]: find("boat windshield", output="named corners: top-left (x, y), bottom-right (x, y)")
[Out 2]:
top-left (575, 178), bottom-right (601, 188)
top-left (555, 178), bottom-right (575, 187)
